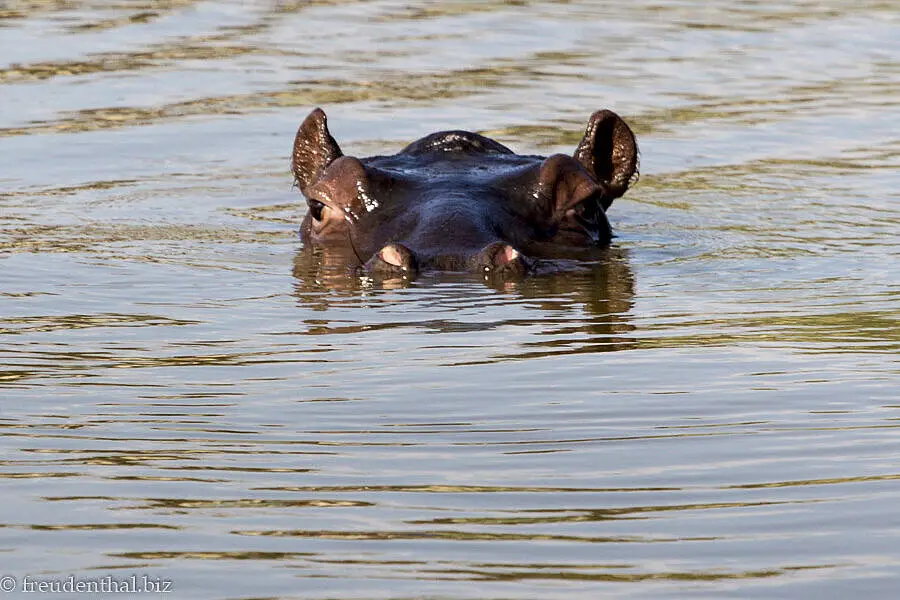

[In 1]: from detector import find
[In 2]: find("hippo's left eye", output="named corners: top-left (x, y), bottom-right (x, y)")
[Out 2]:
top-left (574, 196), bottom-right (602, 224)
top-left (307, 199), bottom-right (326, 221)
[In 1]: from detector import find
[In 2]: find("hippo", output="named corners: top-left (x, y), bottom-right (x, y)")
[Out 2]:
top-left (291, 108), bottom-right (638, 279)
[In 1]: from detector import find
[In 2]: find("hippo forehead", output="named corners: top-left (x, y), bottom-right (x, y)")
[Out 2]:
top-left (361, 130), bottom-right (544, 180)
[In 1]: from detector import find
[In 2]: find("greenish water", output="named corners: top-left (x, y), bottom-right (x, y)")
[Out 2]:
top-left (1, 1), bottom-right (898, 598)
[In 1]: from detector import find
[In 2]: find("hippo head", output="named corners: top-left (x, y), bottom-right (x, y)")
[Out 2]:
top-left (291, 108), bottom-right (638, 279)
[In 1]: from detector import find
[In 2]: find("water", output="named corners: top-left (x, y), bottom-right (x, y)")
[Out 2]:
top-left (1, 1), bottom-right (898, 598)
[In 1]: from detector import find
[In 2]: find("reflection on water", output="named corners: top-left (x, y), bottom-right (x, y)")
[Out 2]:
top-left (292, 245), bottom-right (635, 310)
top-left (291, 246), bottom-right (638, 359)
top-left (1, 0), bottom-right (899, 598)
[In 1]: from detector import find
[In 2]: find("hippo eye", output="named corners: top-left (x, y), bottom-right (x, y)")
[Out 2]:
top-left (574, 196), bottom-right (602, 224)
top-left (307, 199), bottom-right (326, 221)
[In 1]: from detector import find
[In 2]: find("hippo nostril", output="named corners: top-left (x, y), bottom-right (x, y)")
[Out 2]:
top-left (473, 242), bottom-right (531, 278)
top-left (497, 245), bottom-right (519, 265)
top-left (379, 245), bottom-right (405, 268)
top-left (365, 243), bottom-right (419, 278)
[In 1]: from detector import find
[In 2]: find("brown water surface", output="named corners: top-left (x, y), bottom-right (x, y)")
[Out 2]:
top-left (1, 1), bottom-right (899, 598)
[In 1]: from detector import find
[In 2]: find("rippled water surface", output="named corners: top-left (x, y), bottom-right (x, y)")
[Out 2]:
top-left (1, 1), bottom-right (899, 598)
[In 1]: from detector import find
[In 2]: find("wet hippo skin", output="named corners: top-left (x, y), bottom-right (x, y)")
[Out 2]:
top-left (291, 108), bottom-right (638, 279)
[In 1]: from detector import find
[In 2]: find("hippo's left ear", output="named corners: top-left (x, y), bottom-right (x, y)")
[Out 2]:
top-left (292, 108), bottom-right (343, 195)
top-left (573, 110), bottom-right (639, 209)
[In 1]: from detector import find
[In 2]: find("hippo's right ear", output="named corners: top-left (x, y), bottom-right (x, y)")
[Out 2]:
top-left (573, 110), bottom-right (639, 209)
top-left (292, 108), bottom-right (343, 195)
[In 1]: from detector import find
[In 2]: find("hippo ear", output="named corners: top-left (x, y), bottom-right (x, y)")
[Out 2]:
top-left (525, 154), bottom-right (613, 247)
top-left (573, 110), bottom-right (639, 209)
top-left (537, 154), bottom-right (607, 220)
top-left (292, 108), bottom-right (343, 195)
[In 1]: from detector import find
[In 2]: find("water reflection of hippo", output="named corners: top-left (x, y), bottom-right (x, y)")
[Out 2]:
top-left (291, 108), bottom-right (638, 280)
top-left (292, 246), bottom-right (636, 353)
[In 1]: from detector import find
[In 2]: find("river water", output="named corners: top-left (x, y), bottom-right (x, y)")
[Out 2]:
top-left (1, 1), bottom-right (898, 598)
